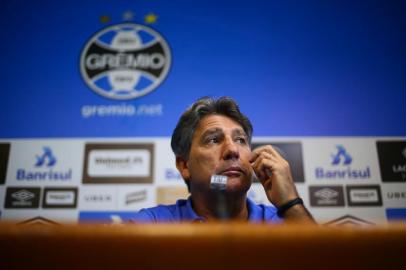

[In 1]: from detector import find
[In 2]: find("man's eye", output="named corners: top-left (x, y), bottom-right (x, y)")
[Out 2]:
top-left (207, 137), bottom-right (219, 144)
top-left (236, 137), bottom-right (247, 144)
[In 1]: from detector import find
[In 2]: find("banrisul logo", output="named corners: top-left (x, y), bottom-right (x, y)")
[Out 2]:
top-left (35, 146), bottom-right (56, 167)
top-left (80, 23), bottom-right (171, 100)
top-left (331, 145), bottom-right (352, 165)
top-left (315, 145), bottom-right (371, 180)
top-left (16, 147), bottom-right (72, 181)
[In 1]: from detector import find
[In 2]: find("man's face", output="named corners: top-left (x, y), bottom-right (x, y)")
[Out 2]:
top-left (181, 114), bottom-right (253, 194)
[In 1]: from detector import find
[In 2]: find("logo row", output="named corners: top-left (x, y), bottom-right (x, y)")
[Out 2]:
top-left (5, 184), bottom-right (404, 210)
top-left (3, 186), bottom-right (188, 210)
top-left (0, 140), bottom-right (405, 184)
top-left (5, 187), bottom-right (77, 209)
top-left (310, 185), bottom-right (382, 207)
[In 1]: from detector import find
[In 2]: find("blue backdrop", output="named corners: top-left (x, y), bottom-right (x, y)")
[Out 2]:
top-left (1, 0), bottom-right (405, 137)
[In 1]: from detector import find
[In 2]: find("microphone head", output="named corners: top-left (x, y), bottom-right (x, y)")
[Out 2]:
top-left (210, 175), bottom-right (228, 191)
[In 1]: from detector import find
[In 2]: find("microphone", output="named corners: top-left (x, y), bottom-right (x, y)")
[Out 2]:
top-left (210, 175), bottom-right (229, 220)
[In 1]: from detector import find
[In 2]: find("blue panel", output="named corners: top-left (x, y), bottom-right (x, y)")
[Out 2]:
top-left (0, 0), bottom-right (405, 137)
top-left (386, 209), bottom-right (406, 221)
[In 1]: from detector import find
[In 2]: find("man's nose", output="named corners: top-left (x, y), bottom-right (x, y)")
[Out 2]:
top-left (222, 138), bottom-right (239, 160)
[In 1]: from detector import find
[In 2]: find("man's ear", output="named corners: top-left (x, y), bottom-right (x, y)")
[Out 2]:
top-left (176, 156), bottom-right (190, 182)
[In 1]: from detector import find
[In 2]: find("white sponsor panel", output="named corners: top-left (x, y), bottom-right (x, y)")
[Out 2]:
top-left (2, 209), bottom-right (78, 224)
top-left (382, 185), bottom-right (406, 208)
top-left (88, 149), bottom-right (150, 177)
top-left (295, 184), bottom-right (309, 208)
top-left (154, 139), bottom-right (183, 185)
top-left (6, 140), bottom-right (83, 185)
top-left (310, 208), bottom-right (387, 225)
top-left (303, 138), bottom-right (380, 184)
top-left (1, 137), bottom-right (406, 224)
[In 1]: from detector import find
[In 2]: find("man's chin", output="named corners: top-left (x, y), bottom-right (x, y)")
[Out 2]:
top-left (224, 176), bottom-right (251, 194)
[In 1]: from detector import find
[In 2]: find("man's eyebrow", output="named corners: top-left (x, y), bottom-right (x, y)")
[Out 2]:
top-left (232, 129), bottom-right (248, 137)
top-left (199, 128), bottom-right (247, 140)
top-left (200, 128), bottom-right (223, 138)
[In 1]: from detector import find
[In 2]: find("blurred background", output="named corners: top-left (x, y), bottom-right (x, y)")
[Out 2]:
top-left (0, 0), bottom-right (405, 225)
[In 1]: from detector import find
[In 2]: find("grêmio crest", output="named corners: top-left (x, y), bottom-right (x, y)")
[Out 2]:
top-left (80, 23), bottom-right (171, 100)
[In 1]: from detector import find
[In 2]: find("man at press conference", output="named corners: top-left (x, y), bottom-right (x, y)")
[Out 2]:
top-left (132, 96), bottom-right (314, 223)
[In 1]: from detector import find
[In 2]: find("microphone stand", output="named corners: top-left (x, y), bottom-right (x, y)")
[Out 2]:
top-left (210, 175), bottom-right (229, 221)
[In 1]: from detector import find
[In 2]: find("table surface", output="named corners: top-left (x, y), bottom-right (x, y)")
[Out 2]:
top-left (1, 222), bottom-right (406, 270)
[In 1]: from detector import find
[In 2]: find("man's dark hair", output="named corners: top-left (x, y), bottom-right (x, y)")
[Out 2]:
top-left (171, 96), bottom-right (253, 160)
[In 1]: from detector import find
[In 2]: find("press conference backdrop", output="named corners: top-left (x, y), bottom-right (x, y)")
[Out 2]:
top-left (0, 0), bottom-right (405, 225)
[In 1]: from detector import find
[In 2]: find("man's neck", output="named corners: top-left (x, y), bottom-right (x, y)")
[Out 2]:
top-left (190, 191), bottom-right (248, 221)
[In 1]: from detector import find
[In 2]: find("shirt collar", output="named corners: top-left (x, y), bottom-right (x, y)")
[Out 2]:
top-left (184, 196), bottom-right (263, 222)
top-left (184, 196), bottom-right (205, 222)
top-left (246, 197), bottom-right (264, 222)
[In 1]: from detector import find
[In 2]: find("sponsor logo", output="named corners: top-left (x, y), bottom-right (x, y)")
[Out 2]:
top-left (5, 187), bottom-right (41, 208)
top-left (0, 143), bottom-right (11, 184)
top-left (80, 189), bottom-right (116, 210)
top-left (83, 143), bottom-right (154, 184)
top-left (325, 215), bottom-right (374, 227)
top-left (252, 142), bottom-right (305, 182)
top-left (88, 150), bottom-right (148, 176)
top-left (387, 191), bottom-right (406, 200)
top-left (42, 187), bottom-right (78, 208)
top-left (84, 194), bottom-right (113, 202)
top-left (80, 23), bottom-right (171, 100)
top-left (386, 208), bottom-right (406, 221)
top-left (346, 185), bottom-right (382, 207)
top-left (18, 216), bottom-right (59, 226)
top-left (157, 186), bottom-right (189, 204)
top-left (16, 147), bottom-right (72, 181)
top-left (315, 145), bottom-right (371, 180)
top-left (126, 190), bottom-right (147, 205)
top-left (35, 146), bottom-right (57, 167)
top-left (377, 141), bottom-right (406, 182)
top-left (309, 186), bottom-right (344, 207)
top-left (79, 211), bottom-right (138, 224)
top-left (331, 145), bottom-right (352, 165)
top-left (81, 103), bottom-right (163, 118)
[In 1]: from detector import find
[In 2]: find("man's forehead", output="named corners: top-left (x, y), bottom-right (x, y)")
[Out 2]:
top-left (196, 115), bottom-right (245, 135)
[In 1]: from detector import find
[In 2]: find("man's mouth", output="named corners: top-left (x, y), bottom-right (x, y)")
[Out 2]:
top-left (219, 166), bottom-right (244, 176)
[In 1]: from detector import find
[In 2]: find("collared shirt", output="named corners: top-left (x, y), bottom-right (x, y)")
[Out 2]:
top-left (131, 197), bottom-right (283, 223)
